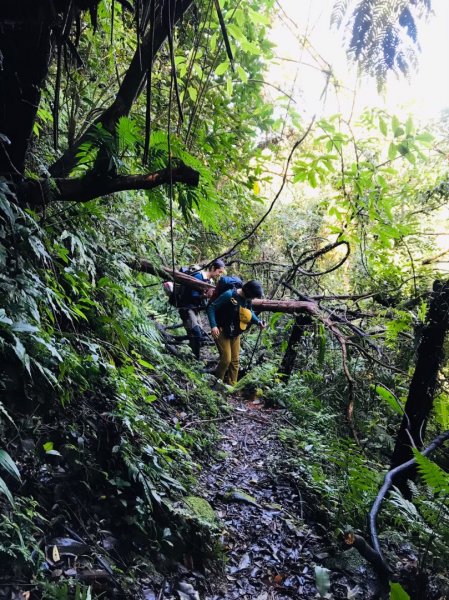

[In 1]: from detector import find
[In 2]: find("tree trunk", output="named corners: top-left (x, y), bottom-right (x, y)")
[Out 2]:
top-left (278, 314), bottom-right (312, 379)
top-left (0, 0), bottom-right (193, 182)
top-left (390, 280), bottom-right (449, 494)
top-left (0, 1), bottom-right (55, 175)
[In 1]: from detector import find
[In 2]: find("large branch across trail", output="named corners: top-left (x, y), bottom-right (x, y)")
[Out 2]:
top-left (19, 165), bottom-right (199, 206)
top-left (137, 260), bottom-right (318, 314)
top-left (138, 259), bottom-right (385, 439)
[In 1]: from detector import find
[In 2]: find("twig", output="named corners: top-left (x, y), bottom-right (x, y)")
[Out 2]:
top-left (347, 341), bottom-right (406, 374)
top-left (181, 415), bottom-right (232, 430)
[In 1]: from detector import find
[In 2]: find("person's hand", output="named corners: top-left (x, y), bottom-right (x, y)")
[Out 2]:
top-left (203, 288), bottom-right (214, 298)
top-left (259, 321), bottom-right (266, 330)
top-left (211, 327), bottom-right (220, 339)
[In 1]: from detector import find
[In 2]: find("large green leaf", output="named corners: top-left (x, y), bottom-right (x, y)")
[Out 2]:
top-left (0, 449), bottom-right (21, 481)
top-left (0, 475), bottom-right (15, 506)
top-left (390, 582), bottom-right (410, 600)
top-left (372, 384), bottom-right (403, 415)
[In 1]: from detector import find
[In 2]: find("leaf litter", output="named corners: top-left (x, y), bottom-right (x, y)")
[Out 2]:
top-left (192, 395), bottom-right (383, 600)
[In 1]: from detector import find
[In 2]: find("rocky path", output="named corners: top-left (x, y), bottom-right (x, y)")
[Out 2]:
top-left (194, 395), bottom-right (372, 600)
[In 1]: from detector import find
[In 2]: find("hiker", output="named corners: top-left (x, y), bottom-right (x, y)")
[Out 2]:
top-left (207, 280), bottom-right (266, 385)
top-left (176, 260), bottom-right (225, 359)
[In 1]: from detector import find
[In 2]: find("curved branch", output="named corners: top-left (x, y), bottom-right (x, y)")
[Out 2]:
top-left (297, 239), bottom-right (349, 266)
top-left (289, 240), bottom-right (350, 278)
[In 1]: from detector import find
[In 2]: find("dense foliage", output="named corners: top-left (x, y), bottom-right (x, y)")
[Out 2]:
top-left (1, 0), bottom-right (449, 598)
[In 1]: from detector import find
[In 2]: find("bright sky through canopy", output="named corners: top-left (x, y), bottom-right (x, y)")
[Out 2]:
top-left (270, 0), bottom-right (449, 122)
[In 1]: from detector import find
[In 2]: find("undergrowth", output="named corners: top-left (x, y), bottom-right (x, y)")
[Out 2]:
top-left (236, 356), bottom-right (449, 599)
top-left (0, 185), bottom-right (226, 596)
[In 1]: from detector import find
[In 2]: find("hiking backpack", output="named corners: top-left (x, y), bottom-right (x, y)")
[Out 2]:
top-left (166, 266), bottom-right (198, 308)
top-left (208, 275), bottom-right (243, 305)
top-left (215, 290), bottom-right (253, 338)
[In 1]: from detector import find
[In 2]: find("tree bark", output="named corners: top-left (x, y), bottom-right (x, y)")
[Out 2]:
top-left (390, 280), bottom-right (449, 494)
top-left (0, 1), bottom-right (57, 175)
top-left (278, 314), bottom-right (312, 379)
top-left (18, 164), bottom-right (199, 206)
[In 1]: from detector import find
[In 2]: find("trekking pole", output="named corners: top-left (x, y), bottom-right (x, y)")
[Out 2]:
top-left (245, 327), bottom-right (263, 373)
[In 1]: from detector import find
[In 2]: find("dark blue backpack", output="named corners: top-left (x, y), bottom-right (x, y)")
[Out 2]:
top-left (209, 275), bottom-right (243, 304)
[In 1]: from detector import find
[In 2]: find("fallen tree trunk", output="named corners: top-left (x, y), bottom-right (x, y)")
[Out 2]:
top-left (137, 258), bottom-right (380, 439)
top-left (137, 259), bottom-right (319, 314)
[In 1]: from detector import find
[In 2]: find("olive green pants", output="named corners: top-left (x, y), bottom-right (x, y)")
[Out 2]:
top-left (215, 331), bottom-right (241, 385)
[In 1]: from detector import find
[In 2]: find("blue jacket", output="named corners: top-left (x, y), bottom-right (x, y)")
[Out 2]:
top-left (189, 272), bottom-right (207, 305)
top-left (207, 290), bottom-right (260, 330)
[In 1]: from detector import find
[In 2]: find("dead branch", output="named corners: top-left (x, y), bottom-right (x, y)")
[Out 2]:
top-left (136, 260), bottom-right (319, 313)
top-left (181, 415), bottom-right (232, 430)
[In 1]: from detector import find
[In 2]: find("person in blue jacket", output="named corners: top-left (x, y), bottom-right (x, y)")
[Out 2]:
top-left (180, 259), bottom-right (225, 359)
top-left (207, 280), bottom-right (265, 385)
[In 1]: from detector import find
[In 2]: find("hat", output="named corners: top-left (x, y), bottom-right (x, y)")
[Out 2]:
top-left (239, 306), bottom-right (252, 331)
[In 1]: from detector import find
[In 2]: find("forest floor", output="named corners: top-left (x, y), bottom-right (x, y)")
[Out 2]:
top-left (188, 393), bottom-right (384, 600)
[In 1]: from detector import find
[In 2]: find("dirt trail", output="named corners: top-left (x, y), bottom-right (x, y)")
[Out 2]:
top-left (195, 395), bottom-right (375, 600)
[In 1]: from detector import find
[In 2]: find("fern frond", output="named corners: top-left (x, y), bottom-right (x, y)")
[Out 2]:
top-left (413, 448), bottom-right (449, 495)
top-left (389, 487), bottom-right (420, 519)
top-left (116, 116), bottom-right (140, 153)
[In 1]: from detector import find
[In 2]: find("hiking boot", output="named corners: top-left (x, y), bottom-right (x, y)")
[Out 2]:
top-left (211, 380), bottom-right (229, 393)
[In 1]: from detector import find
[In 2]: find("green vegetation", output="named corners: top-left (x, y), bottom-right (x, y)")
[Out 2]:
top-left (1, 0), bottom-right (449, 598)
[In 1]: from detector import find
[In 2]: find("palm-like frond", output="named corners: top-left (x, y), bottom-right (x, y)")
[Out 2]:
top-left (116, 116), bottom-right (140, 154)
top-left (333, 0), bottom-right (433, 84)
top-left (331, 0), bottom-right (353, 27)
